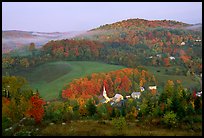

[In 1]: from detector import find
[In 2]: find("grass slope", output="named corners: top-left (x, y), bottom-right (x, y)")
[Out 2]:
top-left (15, 61), bottom-right (125, 101)
top-left (143, 66), bottom-right (200, 89)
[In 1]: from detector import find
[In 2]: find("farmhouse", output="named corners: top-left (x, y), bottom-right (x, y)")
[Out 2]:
top-left (195, 39), bottom-right (201, 42)
top-left (181, 42), bottom-right (185, 46)
top-left (112, 94), bottom-right (124, 103)
top-left (196, 91), bottom-right (202, 97)
top-left (149, 86), bottom-right (157, 90)
top-left (140, 86), bottom-right (145, 92)
top-left (131, 92), bottom-right (141, 99)
top-left (169, 56), bottom-right (175, 60)
top-left (156, 54), bottom-right (161, 58)
top-left (126, 95), bottom-right (131, 99)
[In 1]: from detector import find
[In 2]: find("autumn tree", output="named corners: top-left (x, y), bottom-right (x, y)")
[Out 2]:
top-left (27, 93), bottom-right (46, 124)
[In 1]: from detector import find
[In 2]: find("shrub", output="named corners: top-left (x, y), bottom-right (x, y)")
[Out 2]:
top-left (96, 104), bottom-right (108, 119)
top-left (44, 102), bottom-right (64, 123)
top-left (72, 111), bottom-right (80, 120)
top-left (194, 97), bottom-right (202, 114)
top-left (85, 99), bottom-right (97, 116)
top-left (62, 111), bottom-right (73, 122)
top-left (112, 116), bottom-right (127, 131)
top-left (79, 105), bottom-right (88, 117)
top-left (125, 106), bottom-right (138, 121)
top-left (162, 111), bottom-right (177, 128)
top-left (2, 116), bottom-right (12, 130)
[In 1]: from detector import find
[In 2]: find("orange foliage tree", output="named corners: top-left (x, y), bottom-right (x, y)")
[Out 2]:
top-left (62, 68), bottom-right (156, 104)
top-left (27, 94), bottom-right (46, 124)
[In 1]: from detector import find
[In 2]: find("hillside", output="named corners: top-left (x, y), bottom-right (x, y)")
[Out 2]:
top-left (76, 18), bottom-right (201, 44)
top-left (3, 19), bottom-right (202, 88)
top-left (9, 61), bottom-right (125, 100)
top-left (91, 18), bottom-right (191, 31)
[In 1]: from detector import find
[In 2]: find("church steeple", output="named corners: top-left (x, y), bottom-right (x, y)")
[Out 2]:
top-left (102, 85), bottom-right (110, 103)
top-left (103, 86), bottom-right (106, 92)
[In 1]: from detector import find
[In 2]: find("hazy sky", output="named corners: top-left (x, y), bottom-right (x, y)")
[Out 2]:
top-left (2, 2), bottom-right (202, 32)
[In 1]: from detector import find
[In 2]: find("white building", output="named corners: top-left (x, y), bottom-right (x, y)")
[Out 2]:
top-left (126, 95), bottom-right (131, 99)
top-left (112, 94), bottom-right (124, 102)
top-left (156, 54), bottom-right (161, 58)
top-left (102, 86), bottom-right (110, 103)
top-left (181, 42), bottom-right (185, 46)
top-left (140, 87), bottom-right (145, 92)
top-left (169, 56), bottom-right (175, 60)
top-left (195, 39), bottom-right (201, 42)
top-left (149, 86), bottom-right (157, 90)
top-left (196, 91), bottom-right (202, 97)
top-left (102, 86), bottom-right (123, 103)
top-left (131, 92), bottom-right (141, 99)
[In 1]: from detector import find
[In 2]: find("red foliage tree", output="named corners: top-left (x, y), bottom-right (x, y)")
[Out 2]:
top-left (62, 68), bottom-right (156, 103)
top-left (163, 58), bottom-right (170, 67)
top-left (27, 94), bottom-right (46, 124)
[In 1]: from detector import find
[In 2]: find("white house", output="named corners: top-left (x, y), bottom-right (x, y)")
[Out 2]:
top-left (181, 42), bottom-right (185, 46)
top-left (131, 92), bottom-right (141, 99)
top-left (196, 91), bottom-right (202, 97)
top-left (112, 94), bottom-right (123, 103)
top-left (195, 39), bottom-right (201, 42)
top-left (126, 95), bottom-right (131, 99)
top-left (149, 86), bottom-right (157, 90)
top-left (140, 87), bottom-right (145, 92)
top-left (169, 56), bottom-right (175, 60)
top-left (156, 54), bottom-right (161, 58)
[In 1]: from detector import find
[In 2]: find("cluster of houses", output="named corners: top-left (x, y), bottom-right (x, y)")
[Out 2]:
top-left (148, 54), bottom-right (175, 60)
top-left (195, 39), bottom-right (201, 42)
top-left (196, 91), bottom-right (202, 97)
top-left (100, 85), bottom-right (157, 107)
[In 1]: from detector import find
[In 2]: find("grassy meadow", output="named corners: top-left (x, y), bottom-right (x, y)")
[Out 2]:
top-left (11, 61), bottom-right (200, 101)
top-left (143, 65), bottom-right (200, 89)
top-left (13, 61), bottom-right (125, 100)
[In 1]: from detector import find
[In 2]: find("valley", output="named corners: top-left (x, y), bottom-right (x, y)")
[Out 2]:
top-left (2, 18), bottom-right (202, 136)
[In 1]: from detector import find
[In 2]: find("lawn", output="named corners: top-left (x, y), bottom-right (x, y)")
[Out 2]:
top-left (14, 61), bottom-right (125, 100)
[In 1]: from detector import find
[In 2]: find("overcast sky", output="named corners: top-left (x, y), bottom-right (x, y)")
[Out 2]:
top-left (2, 2), bottom-right (202, 32)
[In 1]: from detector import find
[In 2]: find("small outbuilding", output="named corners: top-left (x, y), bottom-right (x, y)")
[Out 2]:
top-left (181, 42), bottom-right (185, 46)
top-left (131, 92), bottom-right (141, 99)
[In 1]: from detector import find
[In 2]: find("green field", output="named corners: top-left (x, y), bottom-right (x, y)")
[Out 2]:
top-left (14, 61), bottom-right (125, 100)
top-left (11, 61), bottom-right (200, 101)
top-left (143, 65), bottom-right (201, 90)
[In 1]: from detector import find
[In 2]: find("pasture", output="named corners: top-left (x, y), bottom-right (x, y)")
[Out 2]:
top-left (143, 65), bottom-right (200, 90)
top-left (13, 61), bottom-right (125, 100)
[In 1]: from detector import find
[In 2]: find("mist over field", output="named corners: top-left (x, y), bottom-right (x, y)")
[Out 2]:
top-left (2, 30), bottom-right (85, 53)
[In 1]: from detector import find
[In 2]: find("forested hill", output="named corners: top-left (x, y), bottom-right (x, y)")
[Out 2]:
top-left (77, 18), bottom-right (201, 47)
top-left (91, 18), bottom-right (191, 31)
top-left (3, 18), bottom-right (202, 79)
